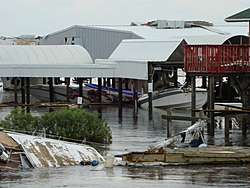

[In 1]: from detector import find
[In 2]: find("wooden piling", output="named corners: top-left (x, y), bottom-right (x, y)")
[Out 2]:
top-left (26, 77), bottom-right (30, 113)
top-left (65, 77), bottom-right (70, 103)
top-left (191, 76), bottom-right (196, 120)
top-left (98, 78), bottom-right (102, 103)
top-left (208, 76), bottom-right (215, 136)
top-left (133, 79), bottom-right (138, 117)
top-left (223, 107), bottom-right (230, 138)
top-left (14, 77), bottom-right (18, 104)
top-left (78, 78), bottom-right (83, 97)
top-left (21, 78), bottom-right (25, 106)
top-left (167, 109), bottom-right (172, 137)
top-left (118, 78), bottom-right (122, 118)
top-left (148, 63), bottom-right (153, 120)
top-left (48, 77), bottom-right (54, 102)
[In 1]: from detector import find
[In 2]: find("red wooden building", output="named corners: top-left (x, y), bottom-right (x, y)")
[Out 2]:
top-left (184, 45), bottom-right (250, 73)
top-left (184, 44), bottom-right (250, 137)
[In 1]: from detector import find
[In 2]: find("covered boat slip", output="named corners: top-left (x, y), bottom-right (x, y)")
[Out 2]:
top-left (0, 45), bottom-right (148, 106)
top-left (0, 45), bottom-right (114, 78)
top-left (0, 44), bottom-right (149, 79)
top-left (0, 35), bottom-right (249, 113)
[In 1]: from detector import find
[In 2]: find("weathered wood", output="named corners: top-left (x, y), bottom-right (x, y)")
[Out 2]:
top-left (166, 109), bottom-right (172, 137)
top-left (119, 146), bottom-right (250, 165)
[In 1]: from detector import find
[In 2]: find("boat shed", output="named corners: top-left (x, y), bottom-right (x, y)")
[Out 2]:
top-left (96, 34), bottom-right (249, 81)
top-left (40, 22), bottom-right (249, 61)
top-left (40, 25), bottom-right (143, 60)
top-left (96, 39), bottom-right (186, 81)
top-left (0, 45), bottom-right (115, 78)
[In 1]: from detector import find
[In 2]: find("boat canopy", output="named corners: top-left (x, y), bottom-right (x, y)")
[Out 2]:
top-left (0, 45), bottom-right (116, 78)
top-left (0, 45), bottom-right (93, 65)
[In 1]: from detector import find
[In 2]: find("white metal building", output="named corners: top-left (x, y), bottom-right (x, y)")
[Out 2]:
top-left (40, 22), bottom-right (249, 61)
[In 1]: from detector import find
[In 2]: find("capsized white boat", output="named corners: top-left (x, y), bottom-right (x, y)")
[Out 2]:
top-left (138, 87), bottom-right (207, 109)
top-left (7, 131), bottom-right (105, 168)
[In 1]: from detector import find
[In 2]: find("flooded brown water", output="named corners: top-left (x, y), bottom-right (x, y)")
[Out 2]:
top-left (0, 88), bottom-right (250, 188)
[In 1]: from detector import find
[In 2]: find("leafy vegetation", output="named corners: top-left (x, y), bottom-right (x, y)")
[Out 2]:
top-left (0, 107), bottom-right (112, 143)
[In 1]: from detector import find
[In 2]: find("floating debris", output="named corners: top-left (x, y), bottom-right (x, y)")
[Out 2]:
top-left (0, 129), bottom-right (104, 171)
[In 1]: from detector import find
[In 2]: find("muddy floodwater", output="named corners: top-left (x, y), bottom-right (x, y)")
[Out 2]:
top-left (0, 88), bottom-right (250, 188)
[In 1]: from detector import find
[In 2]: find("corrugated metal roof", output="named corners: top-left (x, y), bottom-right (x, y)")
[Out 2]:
top-left (168, 34), bottom-right (247, 45)
top-left (8, 132), bottom-right (104, 168)
top-left (109, 39), bottom-right (185, 61)
top-left (0, 45), bottom-right (93, 65)
top-left (0, 45), bottom-right (119, 78)
top-left (92, 24), bottom-right (248, 39)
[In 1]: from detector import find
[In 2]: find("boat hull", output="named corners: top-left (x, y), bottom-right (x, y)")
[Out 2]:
top-left (1, 77), bottom-right (41, 90)
top-left (26, 85), bottom-right (121, 103)
top-left (85, 83), bottom-right (142, 102)
top-left (138, 88), bottom-right (207, 109)
top-left (25, 85), bottom-right (91, 102)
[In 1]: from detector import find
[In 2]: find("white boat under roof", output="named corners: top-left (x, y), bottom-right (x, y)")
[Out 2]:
top-left (138, 87), bottom-right (207, 110)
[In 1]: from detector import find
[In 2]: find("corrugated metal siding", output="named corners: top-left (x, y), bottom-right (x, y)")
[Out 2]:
top-left (41, 27), bottom-right (77, 45)
top-left (41, 26), bottom-right (142, 60)
top-left (76, 27), bottom-right (143, 60)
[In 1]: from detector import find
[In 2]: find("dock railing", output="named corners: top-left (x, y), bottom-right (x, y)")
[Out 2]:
top-left (184, 45), bottom-right (250, 73)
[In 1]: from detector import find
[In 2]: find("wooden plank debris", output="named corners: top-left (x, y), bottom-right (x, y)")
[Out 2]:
top-left (118, 146), bottom-right (250, 165)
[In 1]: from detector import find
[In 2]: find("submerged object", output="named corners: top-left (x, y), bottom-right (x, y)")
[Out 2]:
top-left (0, 130), bottom-right (104, 170)
top-left (91, 160), bottom-right (99, 166)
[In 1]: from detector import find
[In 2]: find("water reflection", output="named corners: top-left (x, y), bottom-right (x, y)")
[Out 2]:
top-left (0, 88), bottom-right (250, 187)
top-left (123, 164), bottom-right (250, 186)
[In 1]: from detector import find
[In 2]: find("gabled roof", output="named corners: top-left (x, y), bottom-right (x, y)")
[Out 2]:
top-left (225, 8), bottom-right (250, 22)
top-left (109, 39), bottom-right (186, 62)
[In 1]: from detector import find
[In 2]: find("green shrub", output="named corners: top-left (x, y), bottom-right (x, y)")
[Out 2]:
top-left (0, 107), bottom-right (40, 132)
top-left (0, 107), bottom-right (112, 144)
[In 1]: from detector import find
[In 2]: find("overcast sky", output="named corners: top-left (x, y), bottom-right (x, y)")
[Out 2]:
top-left (1, 0), bottom-right (249, 37)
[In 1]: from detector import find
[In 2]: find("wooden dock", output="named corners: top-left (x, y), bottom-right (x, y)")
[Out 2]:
top-left (118, 146), bottom-right (250, 165)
